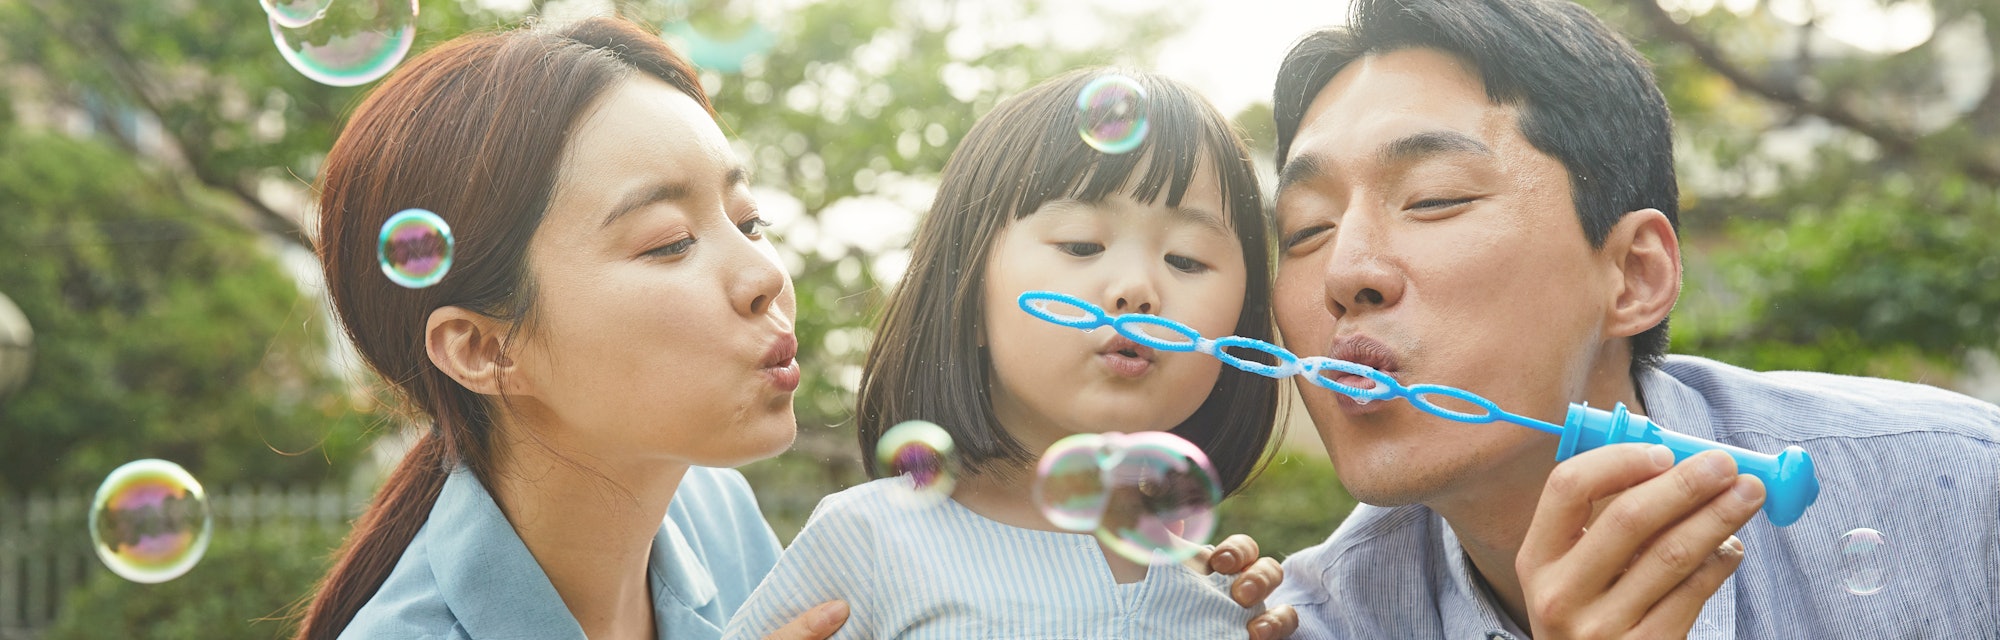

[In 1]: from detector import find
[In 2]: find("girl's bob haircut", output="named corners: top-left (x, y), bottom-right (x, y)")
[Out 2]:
top-left (856, 67), bottom-right (1279, 495)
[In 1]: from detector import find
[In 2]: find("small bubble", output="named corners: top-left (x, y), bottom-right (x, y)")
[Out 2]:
top-left (1839, 528), bottom-right (1889, 596)
top-left (877, 420), bottom-right (957, 508)
top-left (271, 0), bottom-right (419, 87)
top-left (1076, 75), bottom-right (1150, 154)
top-left (376, 208), bottom-right (454, 289)
top-left (90, 459), bottom-right (212, 584)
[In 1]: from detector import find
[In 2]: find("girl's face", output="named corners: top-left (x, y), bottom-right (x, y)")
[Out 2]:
top-left (980, 160), bottom-right (1247, 456)
top-left (503, 76), bottom-right (800, 470)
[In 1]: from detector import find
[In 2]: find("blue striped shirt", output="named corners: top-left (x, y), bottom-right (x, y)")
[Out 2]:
top-left (723, 478), bottom-right (1257, 639)
top-left (1272, 354), bottom-right (2000, 639)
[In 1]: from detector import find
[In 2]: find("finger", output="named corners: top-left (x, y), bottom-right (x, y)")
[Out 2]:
top-left (1518, 443), bottom-right (1677, 572)
top-left (1604, 474), bottom-right (1762, 615)
top-left (1560, 450), bottom-right (1740, 590)
top-left (1230, 557), bottom-right (1284, 607)
top-left (1210, 534), bottom-right (1261, 574)
top-left (1631, 534), bottom-right (1746, 638)
top-left (1246, 604), bottom-right (1298, 640)
top-left (763, 601), bottom-right (849, 640)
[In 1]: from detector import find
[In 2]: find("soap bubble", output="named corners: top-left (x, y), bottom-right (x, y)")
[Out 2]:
top-left (1033, 432), bottom-right (1221, 564)
top-left (261, 0), bottom-right (334, 28)
top-left (877, 420), bottom-right (957, 508)
top-left (1076, 74), bottom-right (1150, 154)
top-left (270, 0), bottom-right (418, 87)
top-left (1839, 528), bottom-right (1889, 596)
top-left (1035, 434), bottom-right (1113, 531)
top-left (377, 208), bottom-right (454, 289)
top-left (89, 459), bottom-right (212, 584)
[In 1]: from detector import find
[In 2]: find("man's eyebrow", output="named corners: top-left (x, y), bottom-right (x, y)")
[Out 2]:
top-left (1276, 153), bottom-right (1327, 195)
top-left (1376, 130), bottom-right (1494, 166)
top-left (599, 164), bottom-right (752, 229)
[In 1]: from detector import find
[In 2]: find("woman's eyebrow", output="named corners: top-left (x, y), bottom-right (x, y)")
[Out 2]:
top-left (599, 164), bottom-right (752, 230)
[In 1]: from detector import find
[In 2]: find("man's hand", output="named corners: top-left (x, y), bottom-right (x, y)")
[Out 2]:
top-left (762, 601), bottom-right (848, 640)
top-left (1517, 444), bottom-right (1764, 638)
top-left (1207, 534), bottom-right (1301, 640)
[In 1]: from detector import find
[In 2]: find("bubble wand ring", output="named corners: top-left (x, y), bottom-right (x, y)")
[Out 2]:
top-left (1018, 290), bottom-right (1822, 526)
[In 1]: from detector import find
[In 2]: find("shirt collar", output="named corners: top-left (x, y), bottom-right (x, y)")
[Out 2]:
top-left (428, 466), bottom-right (588, 640)
top-left (648, 505), bottom-right (721, 639)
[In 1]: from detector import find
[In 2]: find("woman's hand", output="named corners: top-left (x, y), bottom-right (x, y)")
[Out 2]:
top-left (763, 600), bottom-right (848, 640)
top-left (1517, 444), bottom-right (1763, 638)
top-left (1207, 534), bottom-right (1300, 640)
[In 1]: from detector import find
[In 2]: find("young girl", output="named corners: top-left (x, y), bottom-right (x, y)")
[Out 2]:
top-left (725, 68), bottom-right (1282, 639)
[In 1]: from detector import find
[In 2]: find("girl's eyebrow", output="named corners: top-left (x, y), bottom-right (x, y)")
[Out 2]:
top-left (1171, 206), bottom-right (1233, 237)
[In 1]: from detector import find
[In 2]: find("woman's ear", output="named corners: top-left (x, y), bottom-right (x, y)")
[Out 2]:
top-left (426, 306), bottom-right (522, 397)
top-left (1600, 208), bottom-right (1682, 339)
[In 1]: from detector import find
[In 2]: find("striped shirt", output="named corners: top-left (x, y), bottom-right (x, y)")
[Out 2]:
top-left (723, 478), bottom-right (1257, 639)
top-left (1272, 354), bottom-right (2000, 639)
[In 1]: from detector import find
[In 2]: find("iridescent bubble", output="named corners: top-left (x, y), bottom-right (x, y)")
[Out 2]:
top-left (377, 208), bottom-right (454, 289)
top-left (261, 0), bottom-right (334, 28)
top-left (270, 0), bottom-right (418, 87)
top-left (89, 459), bottom-right (212, 584)
top-left (1076, 74), bottom-right (1150, 155)
top-left (1035, 434), bottom-right (1114, 531)
top-left (877, 420), bottom-right (957, 508)
top-left (1093, 432), bottom-right (1220, 563)
top-left (1033, 432), bottom-right (1222, 564)
top-left (1839, 528), bottom-right (1889, 596)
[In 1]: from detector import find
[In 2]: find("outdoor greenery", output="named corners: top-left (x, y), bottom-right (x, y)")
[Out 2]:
top-left (1, 0), bottom-right (1995, 634)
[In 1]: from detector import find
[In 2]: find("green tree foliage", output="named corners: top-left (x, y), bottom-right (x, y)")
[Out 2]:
top-left (0, 129), bottom-right (374, 493)
top-left (1582, 0), bottom-right (2000, 381)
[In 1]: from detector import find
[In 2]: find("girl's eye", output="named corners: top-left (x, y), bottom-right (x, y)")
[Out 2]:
top-left (646, 236), bottom-right (697, 258)
top-left (1165, 254), bottom-right (1210, 274)
top-left (1056, 242), bottom-right (1104, 257)
top-left (737, 215), bottom-right (771, 238)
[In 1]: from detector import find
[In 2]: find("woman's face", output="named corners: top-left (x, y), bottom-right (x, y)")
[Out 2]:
top-left (505, 75), bottom-right (799, 469)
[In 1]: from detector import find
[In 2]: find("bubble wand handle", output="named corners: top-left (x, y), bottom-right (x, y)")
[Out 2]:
top-left (1017, 290), bottom-right (1819, 526)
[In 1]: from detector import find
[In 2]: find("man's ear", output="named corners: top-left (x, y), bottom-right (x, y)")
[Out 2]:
top-left (426, 306), bottom-right (523, 397)
top-left (1601, 208), bottom-right (1682, 339)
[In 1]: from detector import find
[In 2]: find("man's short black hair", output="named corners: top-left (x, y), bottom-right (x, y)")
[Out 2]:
top-left (1273, 0), bottom-right (1680, 376)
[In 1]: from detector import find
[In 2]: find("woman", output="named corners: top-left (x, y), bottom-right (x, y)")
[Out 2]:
top-left (292, 17), bottom-right (1293, 640)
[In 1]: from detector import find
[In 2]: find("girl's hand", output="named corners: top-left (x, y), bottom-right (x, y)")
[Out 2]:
top-left (1207, 534), bottom-right (1300, 640)
top-left (762, 600), bottom-right (848, 640)
top-left (1517, 445), bottom-right (1762, 638)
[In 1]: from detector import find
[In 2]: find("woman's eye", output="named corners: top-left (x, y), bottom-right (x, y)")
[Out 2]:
top-left (1165, 254), bottom-right (1210, 273)
top-left (737, 215), bottom-right (771, 238)
top-left (646, 236), bottom-right (697, 258)
top-left (1055, 242), bottom-right (1104, 257)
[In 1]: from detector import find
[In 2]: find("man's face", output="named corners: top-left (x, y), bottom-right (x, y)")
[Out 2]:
top-left (1272, 48), bottom-right (1617, 507)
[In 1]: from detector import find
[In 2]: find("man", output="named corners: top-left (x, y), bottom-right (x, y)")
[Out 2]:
top-left (1265, 0), bottom-right (2000, 637)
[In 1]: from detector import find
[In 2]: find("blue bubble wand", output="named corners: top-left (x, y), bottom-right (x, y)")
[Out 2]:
top-left (1018, 290), bottom-right (1820, 527)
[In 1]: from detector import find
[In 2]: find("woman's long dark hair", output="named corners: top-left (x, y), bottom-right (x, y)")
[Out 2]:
top-left (294, 18), bottom-right (709, 639)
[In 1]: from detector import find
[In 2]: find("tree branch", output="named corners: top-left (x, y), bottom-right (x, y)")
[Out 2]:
top-left (1624, 0), bottom-right (2000, 185)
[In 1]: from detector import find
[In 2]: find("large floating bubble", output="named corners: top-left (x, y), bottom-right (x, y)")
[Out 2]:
top-left (261, 0), bottom-right (334, 28)
top-left (377, 208), bottom-right (454, 289)
top-left (877, 420), bottom-right (958, 508)
top-left (1076, 74), bottom-right (1150, 155)
top-left (1839, 527), bottom-right (1889, 596)
top-left (89, 459), bottom-right (212, 584)
top-left (270, 0), bottom-right (418, 87)
top-left (1033, 431), bottom-right (1221, 564)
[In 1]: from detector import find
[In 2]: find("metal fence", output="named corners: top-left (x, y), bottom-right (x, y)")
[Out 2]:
top-left (0, 484), bottom-right (367, 640)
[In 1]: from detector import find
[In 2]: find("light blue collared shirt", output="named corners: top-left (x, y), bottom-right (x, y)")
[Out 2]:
top-left (340, 465), bottom-right (781, 640)
top-left (1273, 354), bottom-right (2000, 639)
